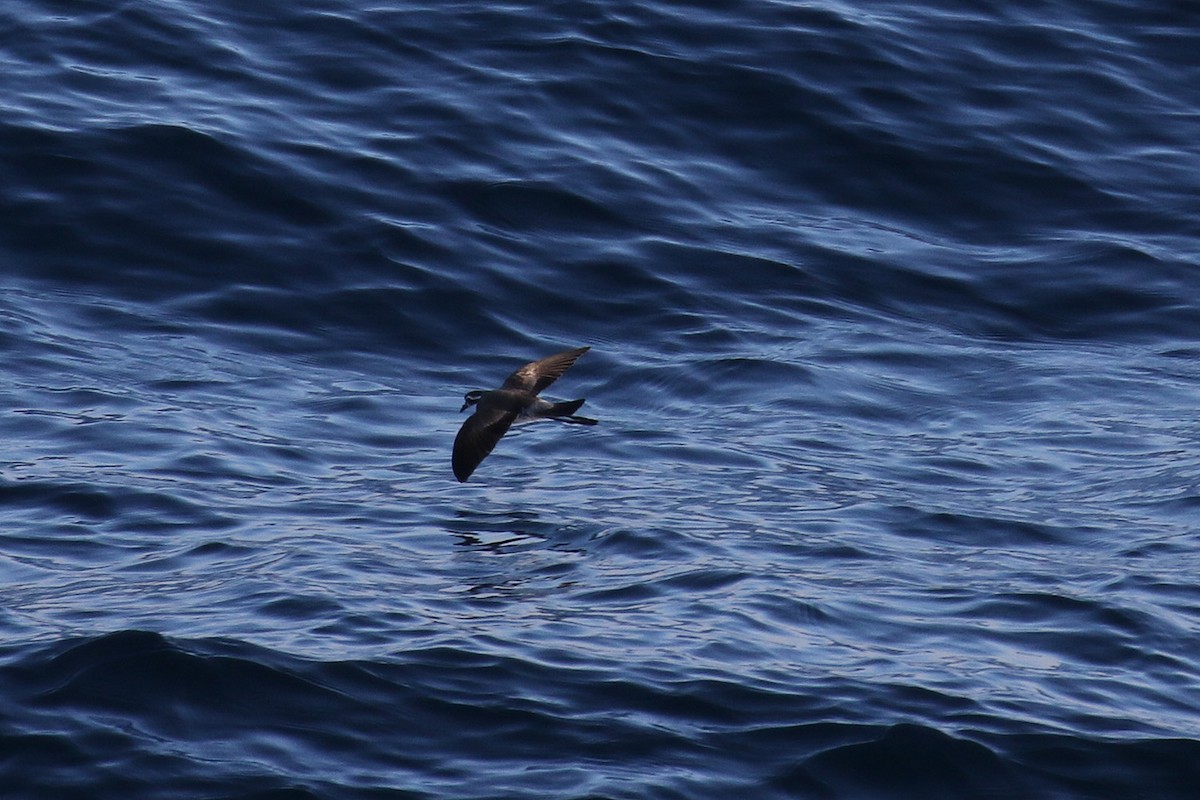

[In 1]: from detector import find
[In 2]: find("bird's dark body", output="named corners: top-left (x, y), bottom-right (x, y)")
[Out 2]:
top-left (452, 347), bottom-right (596, 482)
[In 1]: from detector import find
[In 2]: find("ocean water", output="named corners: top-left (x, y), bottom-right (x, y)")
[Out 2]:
top-left (2, 1), bottom-right (1198, 797)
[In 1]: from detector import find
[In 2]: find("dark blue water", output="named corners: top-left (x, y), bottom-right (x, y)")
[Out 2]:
top-left (2, 1), bottom-right (1198, 797)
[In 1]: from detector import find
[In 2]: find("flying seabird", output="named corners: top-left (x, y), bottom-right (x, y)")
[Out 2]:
top-left (452, 346), bottom-right (597, 482)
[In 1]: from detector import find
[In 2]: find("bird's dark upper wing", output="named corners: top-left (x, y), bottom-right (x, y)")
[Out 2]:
top-left (452, 406), bottom-right (517, 482)
top-left (501, 346), bottom-right (590, 395)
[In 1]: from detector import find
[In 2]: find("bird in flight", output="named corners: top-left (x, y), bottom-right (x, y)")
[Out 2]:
top-left (452, 346), bottom-right (597, 482)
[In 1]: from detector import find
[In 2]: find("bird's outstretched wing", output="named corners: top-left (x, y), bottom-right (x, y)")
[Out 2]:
top-left (452, 406), bottom-right (517, 482)
top-left (501, 346), bottom-right (590, 395)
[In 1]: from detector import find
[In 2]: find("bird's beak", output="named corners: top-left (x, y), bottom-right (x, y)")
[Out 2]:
top-left (459, 402), bottom-right (470, 412)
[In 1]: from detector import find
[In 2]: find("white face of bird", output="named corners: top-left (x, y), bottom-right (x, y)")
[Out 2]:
top-left (460, 390), bottom-right (484, 412)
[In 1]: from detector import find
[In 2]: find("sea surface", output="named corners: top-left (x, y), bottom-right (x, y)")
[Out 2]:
top-left (2, 1), bottom-right (1198, 798)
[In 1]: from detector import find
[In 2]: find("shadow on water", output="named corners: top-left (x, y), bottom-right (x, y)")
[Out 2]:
top-left (444, 507), bottom-right (550, 551)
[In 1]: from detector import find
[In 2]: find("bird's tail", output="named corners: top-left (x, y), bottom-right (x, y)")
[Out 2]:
top-left (548, 398), bottom-right (598, 425)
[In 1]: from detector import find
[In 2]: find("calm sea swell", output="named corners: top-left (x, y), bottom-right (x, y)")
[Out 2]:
top-left (2, 0), bottom-right (1199, 797)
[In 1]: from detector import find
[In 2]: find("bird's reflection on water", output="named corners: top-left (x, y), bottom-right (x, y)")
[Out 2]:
top-left (441, 508), bottom-right (588, 602)
top-left (444, 508), bottom-right (551, 551)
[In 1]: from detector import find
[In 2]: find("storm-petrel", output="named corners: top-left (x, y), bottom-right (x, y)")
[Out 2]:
top-left (453, 346), bottom-right (596, 482)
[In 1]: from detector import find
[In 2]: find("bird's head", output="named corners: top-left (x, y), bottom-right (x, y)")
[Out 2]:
top-left (460, 390), bottom-right (484, 413)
